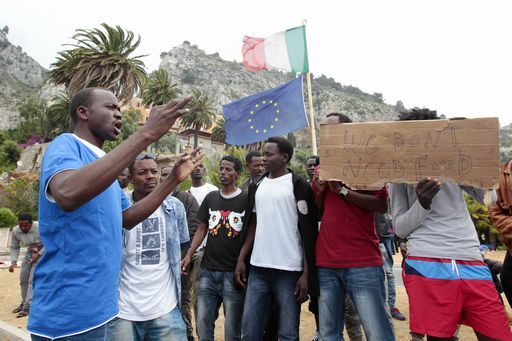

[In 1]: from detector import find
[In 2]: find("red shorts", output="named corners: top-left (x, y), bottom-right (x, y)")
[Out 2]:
top-left (403, 256), bottom-right (512, 340)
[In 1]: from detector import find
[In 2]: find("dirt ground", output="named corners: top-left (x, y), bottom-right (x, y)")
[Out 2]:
top-left (0, 251), bottom-right (510, 340)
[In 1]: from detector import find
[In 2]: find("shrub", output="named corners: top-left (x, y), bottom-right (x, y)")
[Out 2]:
top-left (0, 140), bottom-right (21, 165)
top-left (0, 207), bottom-right (17, 228)
top-left (0, 176), bottom-right (39, 220)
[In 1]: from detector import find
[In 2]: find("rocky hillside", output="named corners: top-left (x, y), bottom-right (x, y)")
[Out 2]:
top-left (0, 26), bottom-right (47, 129)
top-left (160, 42), bottom-right (400, 148)
top-left (0, 33), bottom-right (401, 148)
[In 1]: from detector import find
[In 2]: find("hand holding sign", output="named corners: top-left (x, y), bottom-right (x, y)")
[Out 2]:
top-left (416, 177), bottom-right (443, 209)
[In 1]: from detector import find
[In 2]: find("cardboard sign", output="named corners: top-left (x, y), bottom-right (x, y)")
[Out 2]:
top-left (319, 118), bottom-right (500, 190)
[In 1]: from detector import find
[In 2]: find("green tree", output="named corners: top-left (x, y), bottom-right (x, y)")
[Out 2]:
top-left (155, 133), bottom-right (178, 154)
top-left (0, 175), bottom-right (39, 220)
top-left (211, 116), bottom-right (226, 143)
top-left (47, 91), bottom-right (73, 133)
top-left (0, 140), bottom-right (20, 171)
top-left (0, 130), bottom-right (8, 145)
top-left (15, 94), bottom-right (70, 143)
top-left (48, 23), bottom-right (147, 103)
top-left (0, 131), bottom-right (19, 172)
top-left (15, 95), bottom-right (46, 142)
top-left (142, 69), bottom-right (181, 107)
top-left (287, 132), bottom-right (297, 147)
top-left (289, 148), bottom-right (311, 179)
top-left (0, 208), bottom-right (17, 228)
top-left (464, 193), bottom-right (498, 244)
top-left (394, 100), bottom-right (406, 113)
top-left (180, 89), bottom-right (216, 148)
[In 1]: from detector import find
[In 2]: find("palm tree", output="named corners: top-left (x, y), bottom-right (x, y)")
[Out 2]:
top-left (47, 91), bottom-right (73, 135)
top-left (48, 23), bottom-right (147, 103)
top-left (211, 116), bottom-right (226, 143)
top-left (141, 69), bottom-right (181, 107)
top-left (180, 89), bottom-right (216, 148)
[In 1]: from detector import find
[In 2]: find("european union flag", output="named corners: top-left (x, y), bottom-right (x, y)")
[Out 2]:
top-left (222, 77), bottom-right (308, 145)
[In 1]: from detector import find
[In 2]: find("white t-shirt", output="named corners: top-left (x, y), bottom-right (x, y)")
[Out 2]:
top-left (189, 183), bottom-right (218, 249)
top-left (250, 173), bottom-right (303, 271)
top-left (189, 183), bottom-right (219, 206)
top-left (118, 206), bottom-right (177, 321)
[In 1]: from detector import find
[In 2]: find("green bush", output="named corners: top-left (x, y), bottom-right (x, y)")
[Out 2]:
top-left (0, 207), bottom-right (17, 228)
top-left (0, 177), bottom-right (39, 220)
top-left (0, 140), bottom-right (21, 165)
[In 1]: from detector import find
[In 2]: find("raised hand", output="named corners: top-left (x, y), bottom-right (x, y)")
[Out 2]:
top-left (416, 177), bottom-right (443, 209)
top-left (313, 166), bottom-right (327, 193)
top-left (166, 148), bottom-right (205, 184)
top-left (141, 95), bottom-right (193, 142)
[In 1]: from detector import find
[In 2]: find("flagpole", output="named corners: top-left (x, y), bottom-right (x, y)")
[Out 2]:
top-left (305, 73), bottom-right (317, 155)
top-left (302, 19), bottom-right (317, 155)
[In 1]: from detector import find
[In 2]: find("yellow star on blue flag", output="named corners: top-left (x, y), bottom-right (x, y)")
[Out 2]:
top-left (222, 77), bottom-right (308, 145)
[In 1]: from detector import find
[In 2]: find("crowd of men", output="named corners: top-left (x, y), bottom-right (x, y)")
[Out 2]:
top-left (7, 87), bottom-right (512, 341)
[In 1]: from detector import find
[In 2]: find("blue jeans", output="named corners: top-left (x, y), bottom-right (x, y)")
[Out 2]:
top-left (380, 241), bottom-right (397, 308)
top-left (317, 266), bottom-right (395, 341)
top-left (106, 306), bottom-right (187, 341)
top-left (106, 318), bottom-right (133, 341)
top-left (241, 266), bottom-right (301, 341)
top-left (196, 269), bottom-right (245, 341)
top-left (32, 323), bottom-right (107, 340)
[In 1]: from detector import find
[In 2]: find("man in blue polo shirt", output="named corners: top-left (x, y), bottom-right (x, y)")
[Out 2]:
top-left (28, 87), bottom-right (201, 340)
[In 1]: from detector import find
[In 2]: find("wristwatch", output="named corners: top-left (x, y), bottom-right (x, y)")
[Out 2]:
top-left (339, 186), bottom-right (349, 198)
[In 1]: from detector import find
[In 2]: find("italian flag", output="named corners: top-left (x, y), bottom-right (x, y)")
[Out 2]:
top-left (242, 26), bottom-right (309, 74)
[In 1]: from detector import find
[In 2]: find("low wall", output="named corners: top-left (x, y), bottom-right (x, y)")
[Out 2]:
top-left (0, 320), bottom-right (30, 341)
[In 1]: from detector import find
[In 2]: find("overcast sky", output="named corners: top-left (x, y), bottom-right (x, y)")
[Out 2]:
top-left (3, 0), bottom-right (511, 126)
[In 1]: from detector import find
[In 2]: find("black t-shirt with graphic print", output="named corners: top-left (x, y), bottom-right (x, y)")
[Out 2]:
top-left (197, 190), bottom-right (248, 271)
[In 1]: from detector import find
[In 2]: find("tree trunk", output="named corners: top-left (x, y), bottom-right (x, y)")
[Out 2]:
top-left (194, 122), bottom-right (200, 148)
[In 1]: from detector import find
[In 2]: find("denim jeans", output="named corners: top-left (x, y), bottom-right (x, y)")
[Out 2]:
top-left (181, 248), bottom-right (203, 341)
top-left (32, 323), bottom-right (107, 341)
top-left (379, 241), bottom-right (397, 308)
top-left (106, 317), bottom-right (133, 341)
top-left (106, 306), bottom-right (187, 341)
top-left (344, 296), bottom-right (363, 341)
top-left (241, 266), bottom-right (301, 341)
top-left (196, 269), bottom-right (245, 341)
top-left (317, 266), bottom-right (395, 341)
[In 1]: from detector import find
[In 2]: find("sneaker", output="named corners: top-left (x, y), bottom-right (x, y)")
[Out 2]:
top-left (12, 303), bottom-right (24, 314)
top-left (16, 308), bottom-right (29, 318)
top-left (311, 330), bottom-right (319, 341)
top-left (391, 307), bottom-right (406, 321)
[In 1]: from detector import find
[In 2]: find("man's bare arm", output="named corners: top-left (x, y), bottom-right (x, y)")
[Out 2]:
top-left (49, 97), bottom-right (192, 211)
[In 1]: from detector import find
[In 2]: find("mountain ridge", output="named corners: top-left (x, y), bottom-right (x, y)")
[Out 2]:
top-left (160, 41), bottom-right (400, 148)
top-left (0, 26), bottom-right (47, 130)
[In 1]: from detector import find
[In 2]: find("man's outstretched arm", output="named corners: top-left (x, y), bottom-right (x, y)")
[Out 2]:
top-left (49, 97), bottom-right (192, 212)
